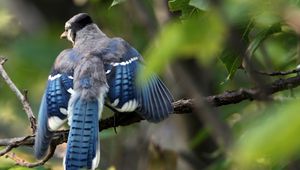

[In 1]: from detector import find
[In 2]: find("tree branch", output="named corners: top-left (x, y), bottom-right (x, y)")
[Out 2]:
top-left (2, 56), bottom-right (300, 167)
top-left (256, 68), bottom-right (300, 76)
top-left (0, 75), bottom-right (299, 148)
top-left (0, 57), bottom-right (36, 133)
top-left (4, 144), bottom-right (56, 168)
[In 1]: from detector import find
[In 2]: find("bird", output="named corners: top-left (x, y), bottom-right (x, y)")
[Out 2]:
top-left (34, 13), bottom-right (174, 170)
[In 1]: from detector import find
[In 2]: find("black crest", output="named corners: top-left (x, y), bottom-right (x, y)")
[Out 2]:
top-left (69, 13), bottom-right (93, 31)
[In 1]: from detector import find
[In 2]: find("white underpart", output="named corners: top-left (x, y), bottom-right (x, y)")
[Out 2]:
top-left (67, 88), bottom-right (74, 94)
top-left (63, 155), bottom-right (66, 170)
top-left (115, 99), bottom-right (138, 112)
top-left (92, 141), bottom-right (101, 170)
top-left (68, 76), bottom-right (74, 79)
top-left (111, 99), bottom-right (119, 107)
top-left (98, 86), bottom-right (108, 119)
top-left (67, 92), bottom-right (79, 126)
top-left (59, 108), bottom-right (68, 115)
top-left (91, 86), bottom-right (108, 169)
top-left (121, 102), bottom-right (129, 111)
top-left (48, 116), bottom-right (67, 131)
top-left (132, 100), bottom-right (138, 110)
top-left (48, 74), bottom-right (61, 81)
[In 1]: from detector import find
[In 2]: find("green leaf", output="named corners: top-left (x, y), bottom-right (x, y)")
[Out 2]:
top-left (247, 23), bottom-right (282, 57)
top-left (218, 21), bottom-right (252, 81)
top-left (168, 0), bottom-right (201, 18)
top-left (219, 49), bottom-right (242, 80)
top-left (189, 0), bottom-right (210, 11)
top-left (168, 0), bottom-right (190, 11)
top-left (140, 11), bottom-right (227, 81)
top-left (232, 100), bottom-right (300, 168)
top-left (219, 23), bottom-right (281, 80)
top-left (189, 129), bottom-right (209, 149)
top-left (110, 0), bottom-right (125, 7)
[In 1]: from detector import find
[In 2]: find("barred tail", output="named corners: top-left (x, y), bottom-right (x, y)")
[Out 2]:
top-left (64, 96), bottom-right (101, 170)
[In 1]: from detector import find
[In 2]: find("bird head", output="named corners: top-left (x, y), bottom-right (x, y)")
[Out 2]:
top-left (60, 13), bottom-right (93, 45)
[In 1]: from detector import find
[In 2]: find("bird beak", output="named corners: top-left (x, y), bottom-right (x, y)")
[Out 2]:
top-left (60, 31), bottom-right (67, 39)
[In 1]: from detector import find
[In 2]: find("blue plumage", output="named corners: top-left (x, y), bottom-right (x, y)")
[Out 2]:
top-left (35, 13), bottom-right (174, 170)
top-left (34, 49), bottom-right (78, 160)
top-left (61, 74), bottom-right (74, 91)
top-left (136, 75), bottom-right (173, 122)
top-left (34, 94), bottom-right (50, 159)
top-left (34, 72), bottom-right (73, 159)
top-left (65, 97), bottom-right (100, 170)
top-left (46, 74), bottom-right (70, 118)
top-left (105, 40), bottom-right (173, 121)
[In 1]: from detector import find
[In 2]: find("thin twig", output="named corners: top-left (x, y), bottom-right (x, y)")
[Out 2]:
top-left (256, 68), bottom-right (300, 76)
top-left (0, 135), bottom-right (33, 157)
top-left (0, 74), bottom-right (299, 149)
top-left (0, 57), bottom-right (36, 133)
top-left (2, 54), bottom-right (300, 167)
top-left (0, 145), bottom-right (14, 157)
top-left (5, 144), bottom-right (56, 168)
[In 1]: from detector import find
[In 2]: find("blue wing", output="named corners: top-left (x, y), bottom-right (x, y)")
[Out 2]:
top-left (104, 39), bottom-right (174, 122)
top-left (34, 49), bottom-right (79, 159)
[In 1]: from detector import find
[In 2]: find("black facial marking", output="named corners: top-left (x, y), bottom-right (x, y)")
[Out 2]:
top-left (70, 13), bottom-right (93, 32)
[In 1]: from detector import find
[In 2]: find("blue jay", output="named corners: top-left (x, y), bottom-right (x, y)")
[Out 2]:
top-left (34, 13), bottom-right (173, 170)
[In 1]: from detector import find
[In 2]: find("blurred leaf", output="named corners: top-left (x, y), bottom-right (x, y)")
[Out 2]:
top-left (247, 23), bottom-right (282, 57)
top-left (141, 11), bottom-right (227, 80)
top-left (168, 0), bottom-right (201, 18)
top-left (189, 129), bottom-right (209, 149)
top-left (9, 167), bottom-right (34, 170)
top-left (0, 9), bottom-right (21, 41)
top-left (290, 0), bottom-right (300, 6)
top-left (189, 0), bottom-right (210, 11)
top-left (168, 0), bottom-right (189, 11)
top-left (220, 23), bottom-right (281, 80)
top-left (100, 128), bottom-right (118, 139)
top-left (110, 0), bottom-right (125, 7)
top-left (219, 49), bottom-right (242, 80)
top-left (219, 21), bottom-right (253, 81)
top-left (224, 0), bottom-right (284, 27)
top-left (232, 100), bottom-right (300, 169)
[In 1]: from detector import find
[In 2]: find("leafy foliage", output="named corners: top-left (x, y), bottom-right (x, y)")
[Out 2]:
top-left (247, 23), bottom-right (282, 57)
top-left (142, 6), bottom-right (226, 79)
top-left (2, 0), bottom-right (300, 169)
top-left (233, 100), bottom-right (300, 169)
top-left (143, 0), bottom-right (300, 168)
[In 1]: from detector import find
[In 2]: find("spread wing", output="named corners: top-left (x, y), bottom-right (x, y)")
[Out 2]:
top-left (34, 49), bottom-right (80, 159)
top-left (103, 38), bottom-right (173, 122)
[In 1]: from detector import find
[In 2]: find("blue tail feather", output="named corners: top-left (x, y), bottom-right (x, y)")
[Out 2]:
top-left (64, 97), bottom-right (99, 170)
top-left (34, 94), bottom-right (52, 159)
